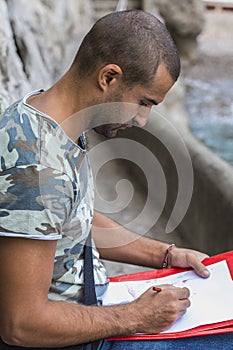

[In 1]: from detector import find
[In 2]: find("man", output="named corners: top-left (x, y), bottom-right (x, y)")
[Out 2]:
top-left (0, 10), bottom-right (232, 350)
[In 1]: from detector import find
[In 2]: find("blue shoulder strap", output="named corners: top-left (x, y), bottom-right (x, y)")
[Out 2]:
top-left (84, 231), bottom-right (98, 306)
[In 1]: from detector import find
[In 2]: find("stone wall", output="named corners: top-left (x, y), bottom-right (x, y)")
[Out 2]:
top-left (144, 0), bottom-right (205, 62)
top-left (0, 0), bottom-right (93, 108)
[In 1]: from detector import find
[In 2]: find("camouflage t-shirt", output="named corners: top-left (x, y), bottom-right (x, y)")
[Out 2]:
top-left (0, 90), bottom-right (109, 303)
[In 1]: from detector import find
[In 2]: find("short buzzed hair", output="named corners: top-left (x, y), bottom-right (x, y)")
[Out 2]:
top-left (72, 10), bottom-right (180, 87)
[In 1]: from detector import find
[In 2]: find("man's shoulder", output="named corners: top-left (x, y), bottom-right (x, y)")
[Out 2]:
top-left (0, 98), bottom-right (21, 125)
top-left (0, 96), bottom-right (41, 172)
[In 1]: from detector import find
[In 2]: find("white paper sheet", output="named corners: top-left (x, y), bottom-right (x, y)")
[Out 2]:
top-left (102, 260), bottom-right (233, 333)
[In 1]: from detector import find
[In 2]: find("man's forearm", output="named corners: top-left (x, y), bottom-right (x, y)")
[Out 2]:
top-left (3, 283), bottom-right (192, 348)
top-left (93, 211), bottom-right (169, 269)
top-left (3, 300), bottom-right (137, 347)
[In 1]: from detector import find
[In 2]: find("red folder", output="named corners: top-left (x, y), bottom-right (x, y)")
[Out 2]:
top-left (108, 250), bottom-right (233, 340)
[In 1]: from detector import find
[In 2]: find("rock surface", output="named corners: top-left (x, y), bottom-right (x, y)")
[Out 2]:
top-left (0, 0), bottom-right (93, 108)
top-left (154, 0), bottom-right (205, 62)
top-left (0, 0), bottom-right (30, 108)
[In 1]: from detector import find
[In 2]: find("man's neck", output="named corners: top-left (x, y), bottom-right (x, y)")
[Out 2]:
top-left (26, 72), bottom-right (98, 142)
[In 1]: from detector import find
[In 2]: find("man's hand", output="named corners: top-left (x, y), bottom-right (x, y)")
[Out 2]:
top-left (93, 212), bottom-right (211, 278)
top-left (129, 284), bottom-right (190, 333)
top-left (168, 247), bottom-right (210, 278)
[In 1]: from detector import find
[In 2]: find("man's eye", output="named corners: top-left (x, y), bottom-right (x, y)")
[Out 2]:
top-left (139, 100), bottom-right (148, 107)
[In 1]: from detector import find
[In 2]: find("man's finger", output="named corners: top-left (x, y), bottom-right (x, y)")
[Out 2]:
top-left (188, 254), bottom-right (210, 278)
top-left (178, 287), bottom-right (190, 299)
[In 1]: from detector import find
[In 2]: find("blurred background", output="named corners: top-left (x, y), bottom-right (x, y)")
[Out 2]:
top-left (0, 0), bottom-right (233, 275)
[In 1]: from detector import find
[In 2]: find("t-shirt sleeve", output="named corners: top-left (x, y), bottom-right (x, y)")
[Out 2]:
top-left (0, 164), bottom-right (74, 240)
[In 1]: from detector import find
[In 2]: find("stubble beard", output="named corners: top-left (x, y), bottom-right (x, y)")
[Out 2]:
top-left (92, 90), bottom-right (130, 138)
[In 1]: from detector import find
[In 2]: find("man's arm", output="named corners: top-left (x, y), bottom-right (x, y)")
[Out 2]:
top-left (93, 211), bottom-right (210, 278)
top-left (0, 236), bottom-right (190, 347)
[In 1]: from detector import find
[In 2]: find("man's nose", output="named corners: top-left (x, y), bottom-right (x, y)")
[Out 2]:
top-left (134, 108), bottom-right (151, 127)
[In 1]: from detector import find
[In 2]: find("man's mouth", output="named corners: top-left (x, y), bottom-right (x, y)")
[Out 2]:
top-left (112, 124), bottom-right (133, 131)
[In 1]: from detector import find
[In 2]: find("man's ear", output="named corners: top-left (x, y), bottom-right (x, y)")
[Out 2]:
top-left (98, 64), bottom-right (123, 92)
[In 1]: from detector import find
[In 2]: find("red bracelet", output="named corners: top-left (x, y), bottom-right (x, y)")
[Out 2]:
top-left (162, 243), bottom-right (176, 268)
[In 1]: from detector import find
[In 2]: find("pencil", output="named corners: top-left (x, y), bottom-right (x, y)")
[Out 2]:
top-left (153, 286), bottom-right (162, 292)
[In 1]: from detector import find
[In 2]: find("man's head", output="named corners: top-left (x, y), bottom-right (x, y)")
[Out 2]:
top-left (69, 10), bottom-right (180, 137)
top-left (73, 10), bottom-right (180, 88)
